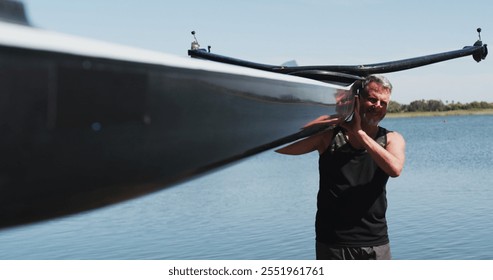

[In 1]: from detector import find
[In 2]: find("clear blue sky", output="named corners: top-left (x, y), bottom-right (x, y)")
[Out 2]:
top-left (23, 0), bottom-right (492, 104)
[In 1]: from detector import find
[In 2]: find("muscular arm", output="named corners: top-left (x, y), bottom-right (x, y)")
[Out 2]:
top-left (275, 114), bottom-right (340, 155)
top-left (356, 130), bottom-right (406, 177)
top-left (342, 96), bottom-right (406, 177)
top-left (275, 130), bottom-right (333, 155)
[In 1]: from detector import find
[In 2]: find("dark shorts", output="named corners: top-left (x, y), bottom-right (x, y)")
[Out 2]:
top-left (316, 241), bottom-right (392, 260)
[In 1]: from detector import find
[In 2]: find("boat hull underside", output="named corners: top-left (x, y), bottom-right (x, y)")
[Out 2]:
top-left (0, 47), bottom-right (348, 228)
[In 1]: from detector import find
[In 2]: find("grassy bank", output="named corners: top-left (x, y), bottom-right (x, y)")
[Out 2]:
top-left (387, 108), bottom-right (493, 118)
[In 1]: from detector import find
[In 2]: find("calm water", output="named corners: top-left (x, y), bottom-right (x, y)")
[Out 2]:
top-left (0, 115), bottom-right (492, 260)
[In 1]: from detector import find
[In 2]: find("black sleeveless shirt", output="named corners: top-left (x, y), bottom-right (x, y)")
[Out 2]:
top-left (316, 126), bottom-right (390, 246)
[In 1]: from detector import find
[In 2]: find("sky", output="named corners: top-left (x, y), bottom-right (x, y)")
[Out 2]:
top-left (22, 0), bottom-right (493, 104)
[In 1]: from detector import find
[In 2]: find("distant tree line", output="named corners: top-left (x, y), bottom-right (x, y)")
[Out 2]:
top-left (387, 100), bottom-right (493, 113)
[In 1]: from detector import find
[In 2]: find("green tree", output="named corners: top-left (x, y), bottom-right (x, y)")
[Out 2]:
top-left (427, 100), bottom-right (446, 111)
top-left (408, 100), bottom-right (427, 112)
top-left (387, 100), bottom-right (403, 113)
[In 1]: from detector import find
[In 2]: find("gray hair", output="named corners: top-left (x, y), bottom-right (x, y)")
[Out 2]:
top-left (360, 74), bottom-right (393, 97)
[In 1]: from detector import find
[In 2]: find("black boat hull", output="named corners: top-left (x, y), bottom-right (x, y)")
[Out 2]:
top-left (0, 24), bottom-right (352, 228)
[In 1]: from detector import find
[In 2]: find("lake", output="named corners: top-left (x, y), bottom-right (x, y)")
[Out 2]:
top-left (0, 115), bottom-right (492, 260)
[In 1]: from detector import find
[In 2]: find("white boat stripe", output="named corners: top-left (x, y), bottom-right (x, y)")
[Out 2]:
top-left (0, 21), bottom-right (348, 89)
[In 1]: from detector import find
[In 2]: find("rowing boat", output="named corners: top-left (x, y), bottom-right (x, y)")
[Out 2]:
top-left (0, 0), bottom-right (487, 228)
top-left (0, 1), bottom-right (357, 228)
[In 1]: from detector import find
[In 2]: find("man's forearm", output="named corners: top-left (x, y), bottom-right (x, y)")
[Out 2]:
top-left (357, 130), bottom-right (404, 177)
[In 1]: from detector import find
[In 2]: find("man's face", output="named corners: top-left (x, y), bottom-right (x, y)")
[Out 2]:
top-left (359, 81), bottom-right (391, 126)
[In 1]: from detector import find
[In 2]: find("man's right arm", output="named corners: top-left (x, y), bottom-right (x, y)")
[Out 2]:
top-left (275, 130), bottom-right (332, 155)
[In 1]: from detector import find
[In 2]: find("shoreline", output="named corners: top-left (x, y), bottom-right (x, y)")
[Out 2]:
top-left (387, 108), bottom-right (493, 118)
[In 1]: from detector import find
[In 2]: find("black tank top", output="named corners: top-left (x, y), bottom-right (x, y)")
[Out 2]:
top-left (316, 126), bottom-right (390, 246)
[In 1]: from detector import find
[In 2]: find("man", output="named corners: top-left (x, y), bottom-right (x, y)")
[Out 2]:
top-left (276, 75), bottom-right (405, 260)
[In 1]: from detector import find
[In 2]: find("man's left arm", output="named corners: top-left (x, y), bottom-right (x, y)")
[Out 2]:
top-left (357, 130), bottom-right (405, 177)
top-left (342, 96), bottom-right (405, 177)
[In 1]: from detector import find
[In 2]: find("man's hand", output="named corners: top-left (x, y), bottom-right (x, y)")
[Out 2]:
top-left (340, 95), bottom-right (362, 135)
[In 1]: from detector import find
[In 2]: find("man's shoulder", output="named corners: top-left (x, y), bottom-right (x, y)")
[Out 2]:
top-left (379, 126), bottom-right (402, 137)
top-left (312, 128), bottom-right (337, 154)
top-left (385, 129), bottom-right (406, 146)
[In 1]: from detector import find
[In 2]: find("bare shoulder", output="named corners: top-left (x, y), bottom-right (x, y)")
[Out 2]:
top-left (386, 130), bottom-right (406, 150)
top-left (317, 129), bottom-right (335, 154)
top-left (387, 130), bottom-right (405, 143)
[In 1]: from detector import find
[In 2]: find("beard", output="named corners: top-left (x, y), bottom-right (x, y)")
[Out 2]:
top-left (362, 108), bottom-right (385, 126)
top-left (362, 113), bottom-right (380, 126)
